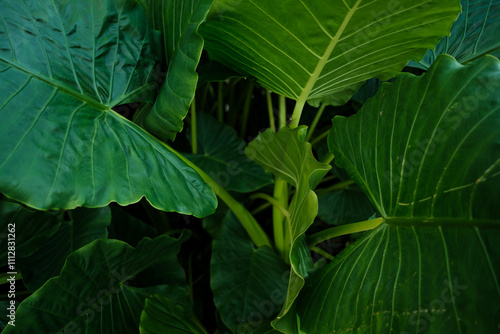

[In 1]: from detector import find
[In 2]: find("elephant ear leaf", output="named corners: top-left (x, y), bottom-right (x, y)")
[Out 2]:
top-left (283, 55), bottom-right (500, 333)
top-left (200, 0), bottom-right (460, 109)
top-left (0, 0), bottom-right (216, 216)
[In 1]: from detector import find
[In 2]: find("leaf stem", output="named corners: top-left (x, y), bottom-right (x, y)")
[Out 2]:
top-left (279, 95), bottom-right (287, 129)
top-left (163, 144), bottom-right (272, 248)
top-left (316, 179), bottom-right (354, 195)
top-left (306, 104), bottom-right (326, 141)
top-left (308, 217), bottom-right (384, 248)
top-left (240, 81), bottom-right (254, 138)
top-left (191, 99), bottom-right (197, 154)
top-left (266, 90), bottom-right (276, 132)
top-left (311, 246), bottom-right (335, 261)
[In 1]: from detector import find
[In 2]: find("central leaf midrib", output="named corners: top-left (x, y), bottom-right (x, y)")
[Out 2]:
top-left (295, 0), bottom-right (362, 105)
top-left (385, 217), bottom-right (500, 228)
top-left (1, 56), bottom-right (107, 112)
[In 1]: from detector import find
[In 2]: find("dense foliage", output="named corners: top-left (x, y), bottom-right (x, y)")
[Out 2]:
top-left (1, 0), bottom-right (499, 333)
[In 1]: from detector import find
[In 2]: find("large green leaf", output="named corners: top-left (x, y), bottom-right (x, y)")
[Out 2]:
top-left (3, 235), bottom-right (189, 334)
top-left (245, 127), bottom-right (331, 331)
top-left (0, 0), bottom-right (216, 216)
top-left (414, 0), bottom-right (500, 69)
top-left (135, 0), bottom-right (215, 141)
top-left (200, 0), bottom-right (460, 108)
top-left (211, 211), bottom-right (288, 332)
top-left (18, 206), bottom-right (111, 292)
top-left (286, 55), bottom-right (500, 333)
top-left (184, 112), bottom-right (273, 192)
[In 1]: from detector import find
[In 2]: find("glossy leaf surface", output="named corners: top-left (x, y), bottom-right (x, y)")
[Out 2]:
top-left (0, 0), bottom-right (216, 216)
top-left (200, 0), bottom-right (460, 106)
top-left (288, 55), bottom-right (500, 333)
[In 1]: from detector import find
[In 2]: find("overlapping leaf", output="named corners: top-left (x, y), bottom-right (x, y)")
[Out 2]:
top-left (200, 0), bottom-right (460, 108)
top-left (136, 0), bottom-right (215, 141)
top-left (284, 55), bottom-right (500, 333)
top-left (245, 127), bottom-right (331, 330)
top-left (414, 0), bottom-right (500, 69)
top-left (184, 113), bottom-right (273, 192)
top-left (211, 211), bottom-right (288, 332)
top-left (3, 235), bottom-right (189, 333)
top-left (0, 0), bottom-right (216, 216)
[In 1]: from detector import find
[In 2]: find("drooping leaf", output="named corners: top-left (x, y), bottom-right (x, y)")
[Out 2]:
top-left (413, 0), bottom-right (500, 69)
top-left (0, 200), bottom-right (60, 263)
top-left (18, 206), bottom-right (111, 292)
top-left (0, 0), bottom-right (216, 217)
top-left (3, 234), bottom-right (190, 334)
top-left (286, 55), bottom-right (500, 333)
top-left (139, 292), bottom-right (205, 334)
top-left (211, 211), bottom-right (288, 332)
top-left (135, 0), bottom-right (215, 141)
top-left (245, 127), bottom-right (331, 330)
top-left (184, 112), bottom-right (273, 192)
top-left (200, 0), bottom-right (460, 108)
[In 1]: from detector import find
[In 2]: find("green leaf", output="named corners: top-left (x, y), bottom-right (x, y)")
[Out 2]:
top-left (18, 206), bottom-right (111, 292)
top-left (211, 211), bottom-right (288, 332)
top-left (139, 292), bottom-right (206, 334)
top-left (184, 113), bottom-right (273, 193)
top-left (200, 0), bottom-right (460, 107)
top-left (245, 127), bottom-right (331, 330)
top-left (0, 0), bottom-right (216, 217)
top-left (289, 55), bottom-right (500, 333)
top-left (0, 200), bottom-right (60, 263)
top-left (136, 0), bottom-right (215, 141)
top-left (3, 234), bottom-right (189, 334)
top-left (414, 0), bottom-right (500, 69)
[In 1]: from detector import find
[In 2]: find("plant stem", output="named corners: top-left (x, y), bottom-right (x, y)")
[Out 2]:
top-left (191, 99), bottom-right (197, 154)
top-left (163, 144), bottom-right (272, 248)
top-left (240, 81), bottom-right (254, 138)
top-left (311, 128), bottom-right (329, 146)
top-left (250, 193), bottom-right (290, 223)
top-left (279, 95), bottom-right (287, 129)
top-left (290, 97), bottom-right (307, 129)
top-left (316, 179), bottom-right (355, 196)
top-left (321, 151), bottom-right (335, 164)
top-left (306, 104), bottom-right (326, 141)
top-left (266, 90), bottom-right (276, 132)
top-left (308, 217), bottom-right (384, 248)
top-left (217, 82), bottom-right (224, 122)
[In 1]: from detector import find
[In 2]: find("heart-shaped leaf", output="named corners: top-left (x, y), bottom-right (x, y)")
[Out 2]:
top-left (0, 0), bottom-right (216, 217)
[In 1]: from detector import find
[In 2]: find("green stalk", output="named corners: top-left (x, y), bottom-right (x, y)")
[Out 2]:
top-left (316, 179), bottom-right (354, 196)
top-left (163, 144), bottom-right (271, 248)
top-left (217, 82), bottom-right (224, 122)
top-left (240, 81), bottom-right (254, 138)
top-left (279, 95), bottom-right (287, 129)
top-left (306, 104), bottom-right (326, 141)
top-left (311, 246), bottom-right (335, 261)
top-left (308, 217), bottom-right (384, 248)
top-left (266, 90), bottom-right (276, 132)
top-left (191, 99), bottom-right (197, 154)
top-left (311, 128), bottom-right (329, 146)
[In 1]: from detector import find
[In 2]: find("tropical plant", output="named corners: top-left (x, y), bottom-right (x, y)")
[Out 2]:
top-left (1, 0), bottom-right (499, 333)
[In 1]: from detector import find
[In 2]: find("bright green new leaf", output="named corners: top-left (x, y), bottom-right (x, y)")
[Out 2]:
top-left (184, 112), bottom-right (273, 193)
top-left (0, 0), bottom-right (216, 216)
top-left (136, 0), bottom-right (215, 141)
top-left (288, 55), bottom-right (500, 333)
top-left (3, 235), bottom-right (190, 334)
top-left (18, 206), bottom-right (111, 292)
top-left (211, 211), bottom-right (288, 332)
top-left (200, 0), bottom-right (460, 110)
top-left (245, 127), bottom-right (331, 330)
top-left (140, 292), bottom-right (205, 334)
top-left (414, 0), bottom-right (500, 69)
